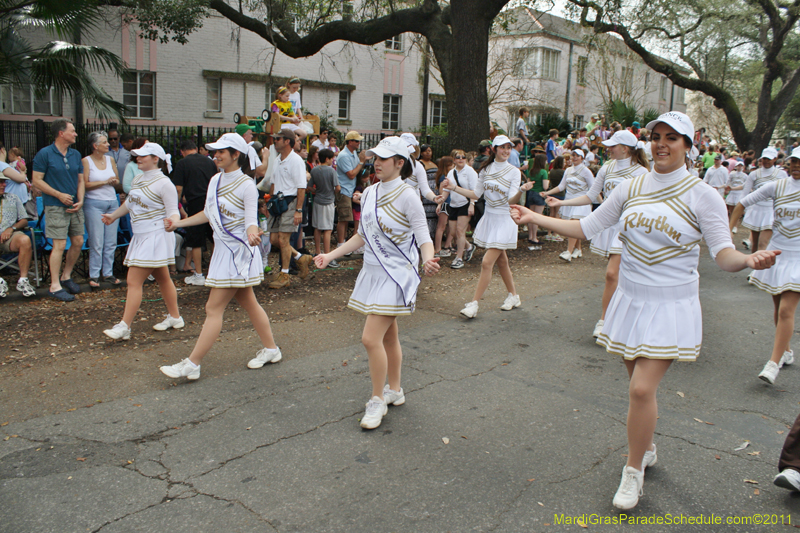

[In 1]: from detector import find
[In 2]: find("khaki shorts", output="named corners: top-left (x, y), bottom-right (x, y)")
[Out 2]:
top-left (267, 198), bottom-right (299, 234)
top-left (0, 231), bottom-right (26, 253)
top-left (45, 205), bottom-right (85, 239)
top-left (335, 192), bottom-right (353, 222)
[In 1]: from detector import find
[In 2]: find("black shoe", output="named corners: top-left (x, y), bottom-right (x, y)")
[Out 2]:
top-left (464, 244), bottom-right (476, 262)
top-left (61, 278), bottom-right (81, 294)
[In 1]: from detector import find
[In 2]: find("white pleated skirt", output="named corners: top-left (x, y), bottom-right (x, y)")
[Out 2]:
top-left (473, 210), bottom-right (518, 250)
top-left (597, 276), bottom-right (702, 361)
top-left (124, 228), bottom-right (176, 268)
top-left (742, 204), bottom-right (773, 232)
top-left (560, 204), bottom-right (592, 220)
top-left (205, 244), bottom-right (264, 288)
top-left (750, 248), bottom-right (800, 295)
top-left (348, 263), bottom-right (414, 316)
top-left (590, 226), bottom-right (623, 258)
top-left (726, 190), bottom-right (744, 206)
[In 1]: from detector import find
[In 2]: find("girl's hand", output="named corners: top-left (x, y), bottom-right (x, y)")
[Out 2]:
top-left (435, 204), bottom-right (442, 215)
top-left (520, 182), bottom-right (534, 191)
top-left (468, 204), bottom-right (475, 216)
top-left (747, 249), bottom-right (780, 270)
top-left (545, 196), bottom-right (562, 207)
top-left (510, 205), bottom-right (536, 225)
top-left (422, 257), bottom-right (440, 276)
top-left (248, 230), bottom-right (264, 246)
top-left (101, 213), bottom-right (115, 226)
top-left (164, 218), bottom-right (176, 232)
top-left (440, 178), bottom-right (454, 191)
top-left (434, 195), bottom-right (445, 204)
top-left (314, 254), bottom-right (331, 269)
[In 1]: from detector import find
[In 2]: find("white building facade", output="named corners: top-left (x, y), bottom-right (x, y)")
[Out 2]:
top-left (3, 9), bottom-right (429, 136)
top-left (487, 8), bottom-right (689, 135)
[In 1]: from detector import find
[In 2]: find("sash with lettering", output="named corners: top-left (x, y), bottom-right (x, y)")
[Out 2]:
top-left (205, 170), bottom-right (255, 277)
top-left (360, 183), bottom-right (421, 306)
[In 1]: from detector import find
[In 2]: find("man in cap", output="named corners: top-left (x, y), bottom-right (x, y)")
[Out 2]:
top-left (703, 153), bottom-right (728, 197)
top-left (0, 173), bottom-right (35, 297)
top-left (172, 139), bottom-right (219, 285)
top-left (586, 113), bottom-right (601, 137)
top-left (473, 140), bottom-right (492, 171)
top-left (266, 128), bottom-right (313, 288)
top-left (31, 119), bottom-right (84, 301)
top-left (235, 123), bottom-right (269, 178)
top-left (335, 131), bottom-right (367, 249)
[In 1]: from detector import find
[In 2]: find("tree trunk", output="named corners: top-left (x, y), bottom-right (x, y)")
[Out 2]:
top-left (437, 0), bottom-right (494, 152)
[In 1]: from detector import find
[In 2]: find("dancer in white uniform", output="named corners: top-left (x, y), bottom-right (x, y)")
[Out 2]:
top-left (314, 137), bottom-right (440, 430)
top-left (511, 111), bottom-right (778, 510)
top-left (442, 135), bottom-right (523, 319)
top-left (539, 149), bottom-right (594, 261)
top-left (159, 134), bottom-right (281, 380)
top-left (399, 132), bottom-right (438, 202)
top-left (543, 130), bottom-right (648, 338)
top-left (730, 148), bottom-right (800, 384)
top-left (741, 148), bottom-right (787, 251)
top-left (725, 161), bottom-right (747, 229)
top-left (702, 154), bottom-right (728, 197)
top-left (101, 143), bottom-right (184, 340)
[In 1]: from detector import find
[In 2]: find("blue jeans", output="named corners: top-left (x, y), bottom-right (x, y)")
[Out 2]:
top-left (83, 197), bottom-right (119, 278)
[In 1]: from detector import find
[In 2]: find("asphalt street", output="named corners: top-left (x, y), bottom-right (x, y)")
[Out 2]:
top-left (2, 250), bottom-right (800, 532)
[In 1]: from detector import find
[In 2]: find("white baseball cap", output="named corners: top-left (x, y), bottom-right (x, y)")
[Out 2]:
top-left (205, 133), bottom-right (251, 156)
top-left (131, 142), bottom-right (172, 173)
top-left (400, 132), bottom-right (421, 158)
top-left (787, 147), bottom-right (800, 161)
top-left (688, 146), bottom-right (699, 161)
top-left (760, 147), bottom-right (778, 160)
top-left (645, 111), bottom-right (694, 142)
top-left (602, 130), bottom-right (638, 148)
top-left (572, 149), bottom-right (585, 158)
top-left (492, 135), bottom-right (513, 147)
top-left (365, 136), bottom-right (410, 160)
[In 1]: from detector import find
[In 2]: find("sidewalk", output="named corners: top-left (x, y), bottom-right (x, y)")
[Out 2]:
top-left (1, 253), bottom-right (798, 532)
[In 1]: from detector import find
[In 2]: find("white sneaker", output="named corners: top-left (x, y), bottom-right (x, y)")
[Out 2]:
top-left (360, 396), bottom-right (387, 429)
top-left (732, 226), bottom-right (738, 234)
top-left (774, 469), bottom-right (800, 491)
top-left (383, 384), bottom-right (405, 406)
top-left (781, 349), bottom-right (794, 367)
top-left (500, 293), bottom-right (521, 311)
top-left (593, 319), bottom-right (605, 338)
top-left (742, 239), bottom-right (751, 250)
top-left (571, 248), bottom-right (582, 259)
top-left (247, 346), bottom-right (282, 369)
top-left (460, 300), bottom-right (479, 319)
top-left (160, 358), bottom-right (201, 380)
top-left (0, 278), bottom-right (7, 298)
top-left (185, 273), bottom-right (206, 286)
top-left (104, 321), bottom-right (131, 340)
top-left (558, 250), bottom-right (572, 262)
top-left (435, 249), bottom-right (452, 258)
top-left (642, 443), bottom-right (657, 470)
top-left (612, 466), bottom-right (644, 510)
top-left (759, 360), bottom-right (780, 384)
top-left (16, 278), bottom-right (35, 297)
top-left (153, 315), bottom-right (185, 331)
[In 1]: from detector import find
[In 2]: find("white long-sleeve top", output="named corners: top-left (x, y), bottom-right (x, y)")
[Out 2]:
top-left (404, 160), bottom-right (434, 200)
top-left (741, 166), bottom-right (788, 207)
top-left (586, 158), bottom-right (648, 203)
top-left (476, 161), bottom-right (521, 214)
top-left (703, 166), bottom-right (729, 196)
top-left (580, 166), bottom-right (734, 286)
top-left (741, 178), bottom-right (800, 251)
top-left (556, 163), bottom-right (594, 200)
top-left (446, 165), bottom-right (478, 208)
top-left (358, 176), bottom-right (432, 267)
top-left (126, 169), bottom-right (179, 233)
top-left (727, 170), bottom-right (747, 189)
top-left (206, 169), bottom-right (259, 235)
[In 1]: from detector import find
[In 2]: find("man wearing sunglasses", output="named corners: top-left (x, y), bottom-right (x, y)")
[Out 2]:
top-left (32, 119), bottom-right (85, 301)
top-left (107, 129), bottom-right (130, 172)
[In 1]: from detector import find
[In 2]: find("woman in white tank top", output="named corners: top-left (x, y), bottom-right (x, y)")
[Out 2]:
top-left (81, 131), bottom-right (121, 286)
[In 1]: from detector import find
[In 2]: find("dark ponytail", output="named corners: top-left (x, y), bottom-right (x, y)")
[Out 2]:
top-left (395, 155), bottom-right (413, 179)
top-left (479, 148), bottom-right (497, 172)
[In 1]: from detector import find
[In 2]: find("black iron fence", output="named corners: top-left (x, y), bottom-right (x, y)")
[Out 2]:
top-left (0, 120), bottom-right (452, 176)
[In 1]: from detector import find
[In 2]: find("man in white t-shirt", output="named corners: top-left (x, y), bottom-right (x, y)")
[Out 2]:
top-left (267, 128), bottom-right (313, 289)
top-left (703, 153), bottom-right (728, 197)
top-left (311, 129), bottom-right (330, 151)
